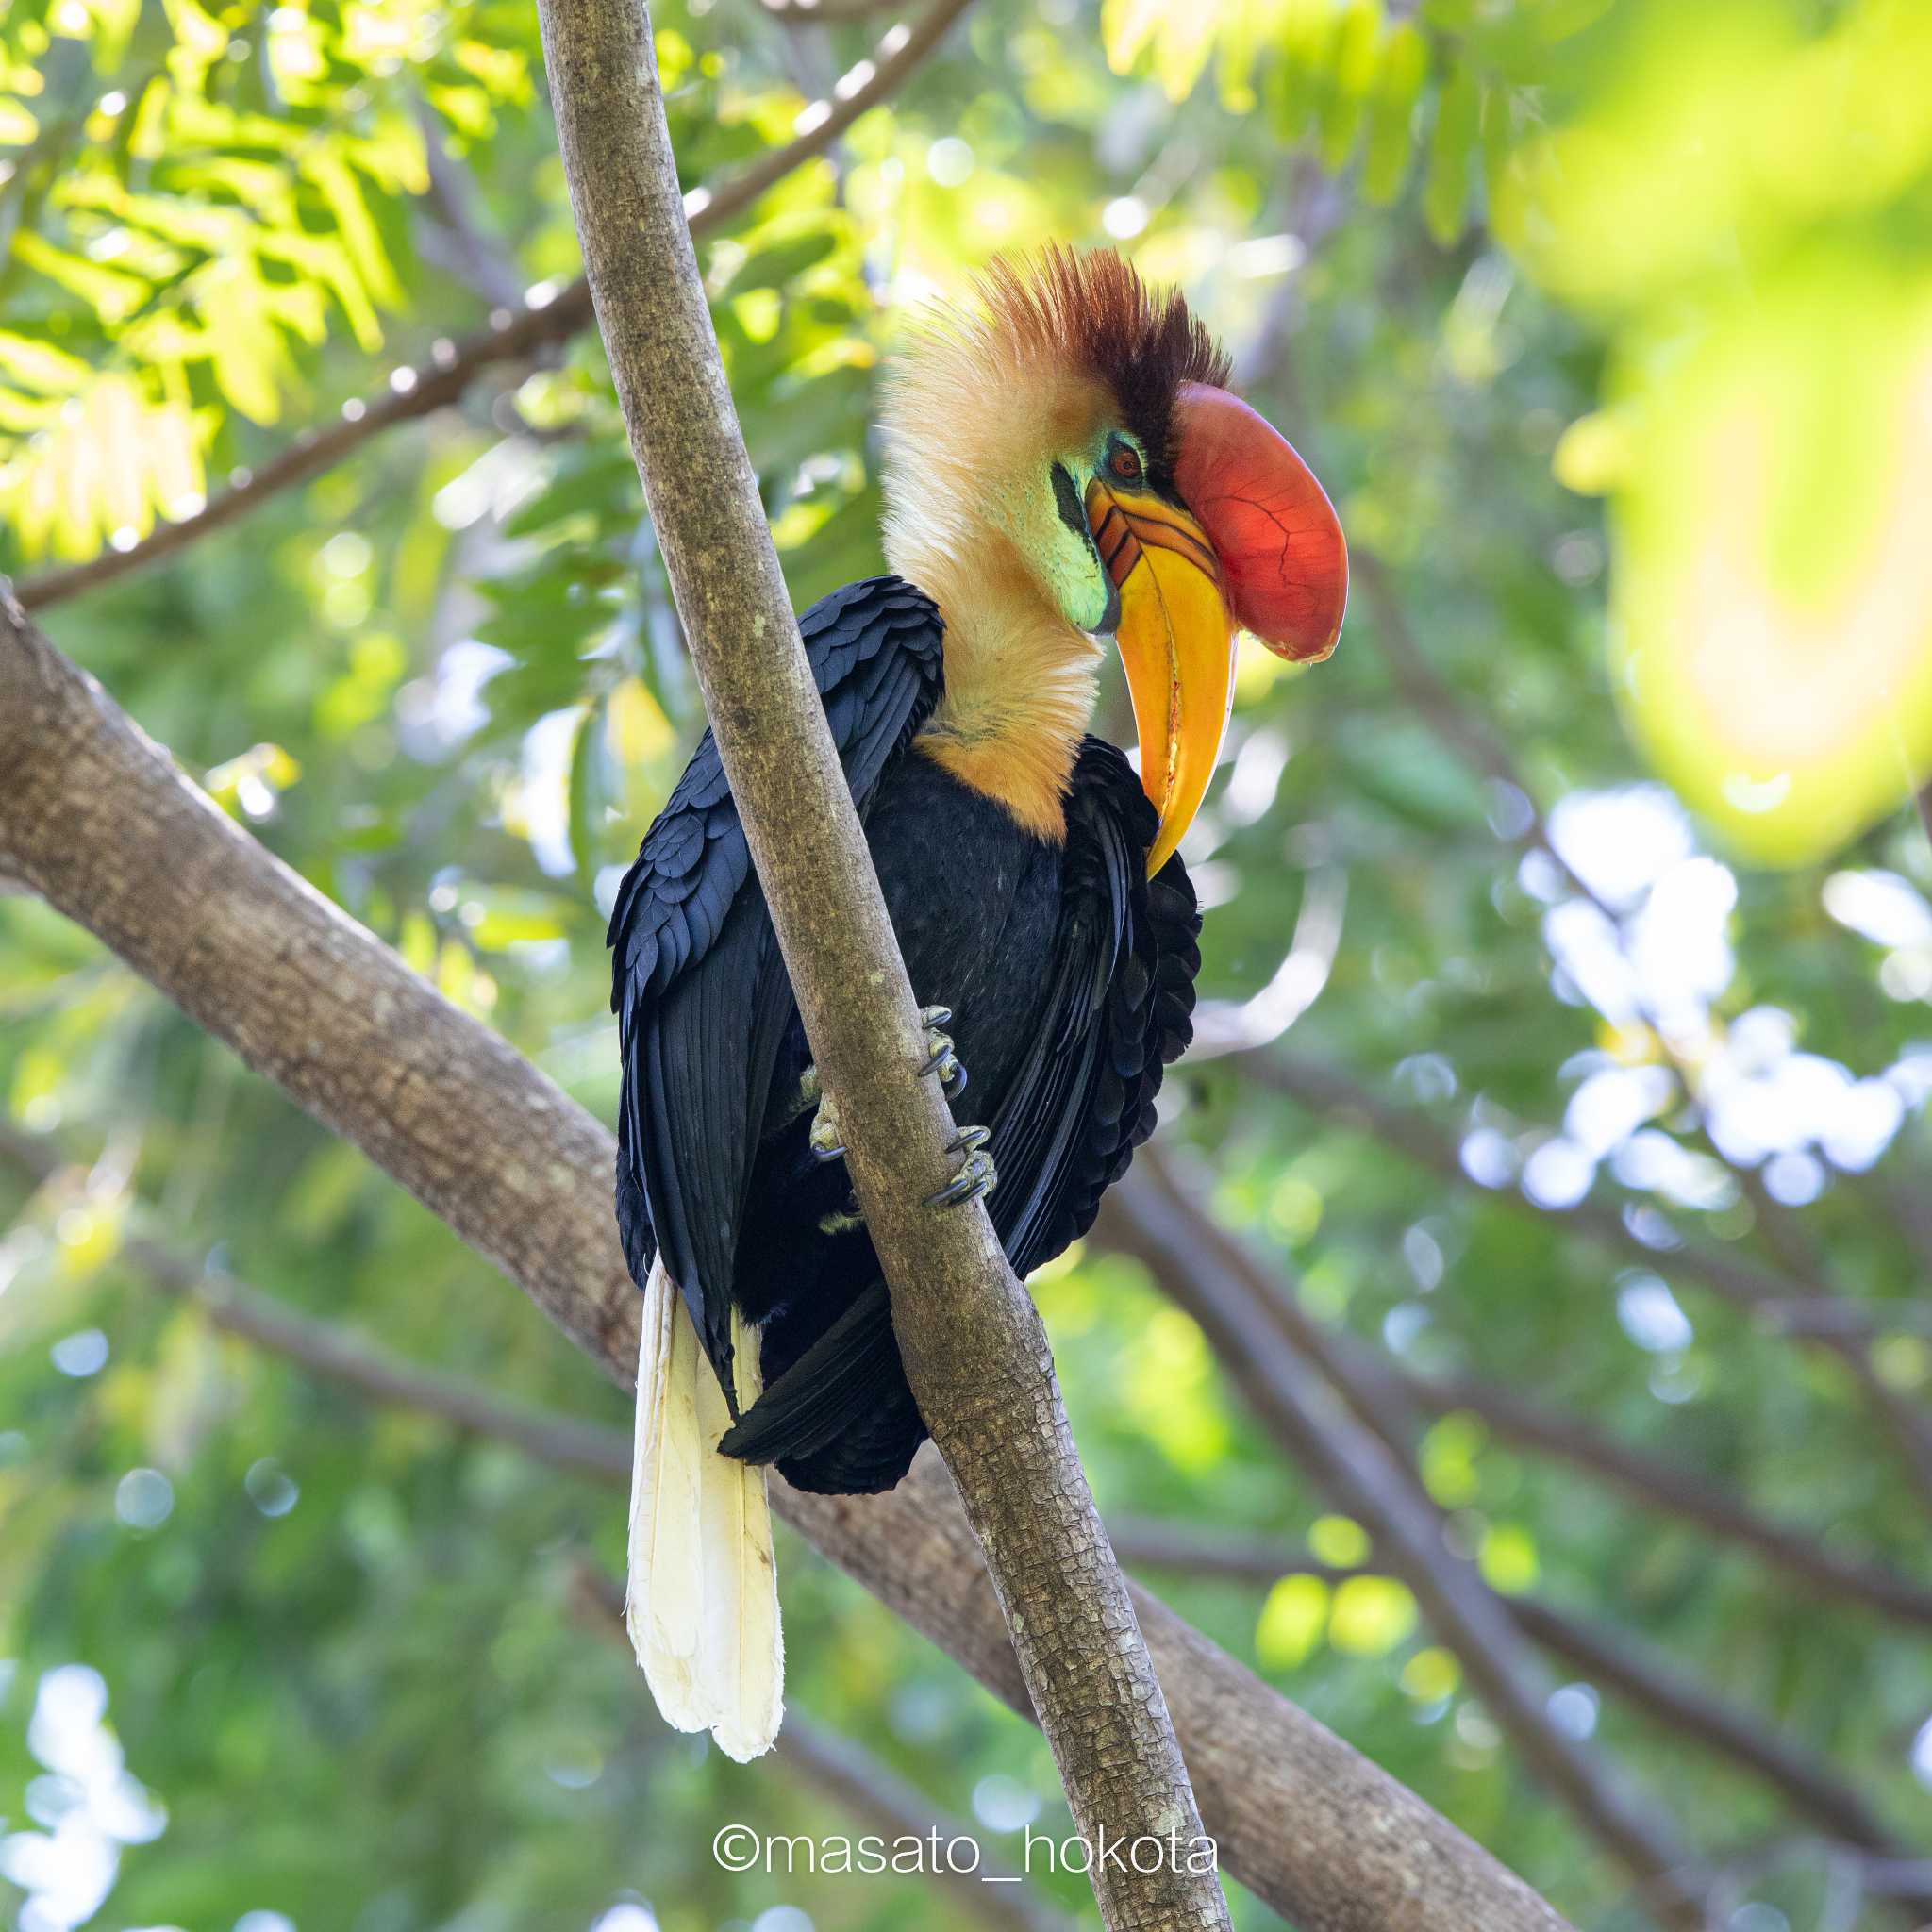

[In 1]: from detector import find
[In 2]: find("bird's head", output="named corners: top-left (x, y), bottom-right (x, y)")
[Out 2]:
top-left (880, 247), bottom-right (1347, 874)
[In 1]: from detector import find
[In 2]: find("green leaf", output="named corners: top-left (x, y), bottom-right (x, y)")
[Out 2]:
top-left (1423, 59), bottom-right (1480, 244)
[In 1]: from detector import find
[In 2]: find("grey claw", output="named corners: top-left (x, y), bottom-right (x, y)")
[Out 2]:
top-left (808, 1099), bottom-right (845, 1164)
top-left (925, 1126), bottom-right (996, 1209)
top-left (917, 1004), bottom-right (968, 1097)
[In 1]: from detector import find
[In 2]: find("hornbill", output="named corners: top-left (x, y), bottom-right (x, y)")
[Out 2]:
top-left (609, 248), bottom-right (1346, 1758)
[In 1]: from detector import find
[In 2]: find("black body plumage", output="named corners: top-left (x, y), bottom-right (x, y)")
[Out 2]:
top-left (609, 575), bottom-right (1201, 1494)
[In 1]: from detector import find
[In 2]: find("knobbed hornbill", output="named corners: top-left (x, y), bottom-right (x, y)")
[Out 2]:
top-left (609, 248), bottom-right (1346, 1758)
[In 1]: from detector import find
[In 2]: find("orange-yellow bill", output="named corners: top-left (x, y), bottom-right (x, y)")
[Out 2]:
top-left (1090, 386), bottom-right (1348, 878)
top-left (1087, 481), bottom-right (1236, 877)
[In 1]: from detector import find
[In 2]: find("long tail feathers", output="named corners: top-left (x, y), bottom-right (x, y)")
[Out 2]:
top-left (625, 1260), bottom-right (783, 1760)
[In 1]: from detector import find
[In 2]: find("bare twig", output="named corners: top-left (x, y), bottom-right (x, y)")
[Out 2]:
top-left (0, 1119), bottom-right (628, 1478)
top-left (15, 0), bottom-right (972, 615)
top-left (1392, 1363), bottom-right (1932, 1631)
top-left (1188, 865), bottom-right (1346, 1058)
top-left (759, 0), bottom-right (904, 20)
top-left (1737, 1163), bottom-right (1932, 1503)
top-left (1107, 1523), bottom-right (1923, 1894)
top-left (1247, 1048), bottom-right (1932, 1502)
top-left (1101, 1160), bottom-right (1711, 1930)
top-left (414, 107), bottom-right (528, 311)
top-left (769, 1714), bottom-right (1076, 1932)
top-left (0, 583), bottom-right (1575, 1932)
top-left (1244, 1053), bottom-right (1894, 1341)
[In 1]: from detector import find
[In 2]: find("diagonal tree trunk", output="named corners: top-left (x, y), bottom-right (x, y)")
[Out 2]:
top-left (0, 582), bottom-right (1574, 1932)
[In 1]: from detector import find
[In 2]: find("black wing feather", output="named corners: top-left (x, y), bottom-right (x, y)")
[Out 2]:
top-left (987, 737), bottom-right (1200, 1279)
top-left (610, 575), bottom-right (945, 1392)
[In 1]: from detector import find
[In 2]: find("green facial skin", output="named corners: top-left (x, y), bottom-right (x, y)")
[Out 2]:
top-left (992, 430), bottom-right (1141, 637)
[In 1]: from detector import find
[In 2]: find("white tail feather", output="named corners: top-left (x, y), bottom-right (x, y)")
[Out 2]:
top-left (700, 1311), bottom-right (783, 1762)
top-left (625, 1261), bottom-right (784, 1758)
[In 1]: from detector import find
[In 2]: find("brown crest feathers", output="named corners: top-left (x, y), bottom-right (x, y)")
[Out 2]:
top-left (975, 246), bottom-right (1232, 485)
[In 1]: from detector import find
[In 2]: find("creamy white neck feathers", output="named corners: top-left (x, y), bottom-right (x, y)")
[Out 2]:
top-left (878, 306), bottom-right (1109, 842)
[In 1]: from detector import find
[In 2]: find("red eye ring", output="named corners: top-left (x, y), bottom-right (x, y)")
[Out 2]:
top-left (1110, 445), bottom-right (1142, 482)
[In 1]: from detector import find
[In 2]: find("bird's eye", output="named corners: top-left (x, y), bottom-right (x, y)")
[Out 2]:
top-left (1109, 444), bottom-right (1142, 483)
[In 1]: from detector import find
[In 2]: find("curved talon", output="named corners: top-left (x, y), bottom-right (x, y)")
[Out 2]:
top-left (919, 1036), bottom-right (967, 1097)
top-left (917, 1004), bottom-right (968, 1097)
top-left (924, 1126), bottom-right (996, 1209)
top-left (808, 1108), bottom-right (845, 1164)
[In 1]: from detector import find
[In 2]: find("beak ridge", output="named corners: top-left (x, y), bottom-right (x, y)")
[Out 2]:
top-left (1087, 476), bottom-right (1237, 877)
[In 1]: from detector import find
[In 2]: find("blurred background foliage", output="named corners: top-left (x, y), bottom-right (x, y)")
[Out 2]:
top-left (3, 0), bottom-right (1932, 1929)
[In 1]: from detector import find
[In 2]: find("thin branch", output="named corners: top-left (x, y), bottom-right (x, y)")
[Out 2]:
top-left (536, 0), bottom-right (1223, 1923)
top-left (1352, 549), bottom-right (1932, 1507)
top-left (771, 1707), bottom-right (1074, 1932)
top-left (1101, 1161), bottom-right (1711, 1930)
top-left (414, 106), bottom-right (528, 311)
top-left (1188, 864), bottom-right (1346, 1058)
top-left (1245, 1049), bottom-right (1932, 1519)
top-left (1738, 1163), bottom-right (1932, 1504)
top-left (14, 0), bottom-right (972, 615)
top-left (566, 1563), bottom-right (1076, 1932)
top-left (1392, 1363), bottom-right (1932, 1631)
top-left (1243, 1053), bottom-right (1890, 1340)
top-left (1107, 1524), bottom-right (1923, 1893)
top-left (0, 586), bottom-right (1575, 1932)
top-left (1, 1119), bottom-right (627, 1479)
top-left (758, 0), bottom-right (905, 20)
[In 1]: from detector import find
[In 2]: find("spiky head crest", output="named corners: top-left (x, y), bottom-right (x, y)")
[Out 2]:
top-left (970, 247), bottom-right (1232, 488)
top-left (878, 247), bottom-right (1230, 582)
top-left (877, 251), bottom-right (1236, 842)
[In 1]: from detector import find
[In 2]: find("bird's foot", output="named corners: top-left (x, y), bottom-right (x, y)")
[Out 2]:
top-left (925, 1124), bottom-right (997, 1210)
top-left (802, 1005), bottom-right (970, 1169)
top-left (916, 1005), bottom-right (968, 1099)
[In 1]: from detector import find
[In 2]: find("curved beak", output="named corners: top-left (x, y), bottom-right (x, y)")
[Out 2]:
top-left (1087, 477), bottom-right (1236, 877)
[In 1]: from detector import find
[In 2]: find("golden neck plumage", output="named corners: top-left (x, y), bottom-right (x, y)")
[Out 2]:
top-left (896, 524), bottom-right (1103, 844)
top-left (876, 285), bottom-right (1117, 843)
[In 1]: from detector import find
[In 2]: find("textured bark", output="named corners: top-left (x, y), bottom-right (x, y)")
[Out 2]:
top-left (0, 590), bottom-right (1574, 1932)
top-left (791, 1456), bottom-right (1577, 1932)
top-left (529, 2), bottom-right (1224, 1925)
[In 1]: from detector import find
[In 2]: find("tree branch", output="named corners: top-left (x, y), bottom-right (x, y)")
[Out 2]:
top-left (758, 0), bottom-right (907, 21)
top-left (1392, 1363), bottom-right (1932, 1631)
top-left (533, 0), bottom-right (1226, 1924)
top-left (0, 582), bottom-right (1580, 1932)
top-left (1244, 1053), bottom-right (1902, 1345)
top-left (1246, 1050), bottom-right (1932, 1586)
top-left (1106, 1524), bottom-right (1923, 1900)
top-left (13, 0), bottom-right (972, 615)
top-left (9, 1108), bottom-right (1898, 1910)
top-left (1100, 1161), bottom-right (1711, 1929)
top-left (1352, 550), bottom-right (1932, 1506)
